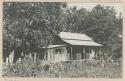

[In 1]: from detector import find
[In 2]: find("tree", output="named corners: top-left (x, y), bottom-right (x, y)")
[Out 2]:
top-left (3, 3), bottom-right (122, 63)
top-left (60, 4), bottom-right (122, 59)
top-left (3, 2), bottom-right (67, 62)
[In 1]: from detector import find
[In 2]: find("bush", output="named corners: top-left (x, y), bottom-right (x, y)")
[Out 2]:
top-left (2, 59), bottom-right (122, 78)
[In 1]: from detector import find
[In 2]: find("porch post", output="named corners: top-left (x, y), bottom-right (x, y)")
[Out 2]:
top-left (101, 47), bottom-right (104, 60)
top-left (83, 48), bottom-right (85, 59)
top-left (90, 48), bottom-right (95, 59)
top-left (94, 48), bottom-right (96, 59)
top-left (71, 46), bottom-right (72, 60)
top-left (52, 49), bottom-right (55, 61)
top-left (99, 48), bottom-right (102, 60)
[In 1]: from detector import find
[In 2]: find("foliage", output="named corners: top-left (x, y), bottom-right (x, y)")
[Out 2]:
top-left (3, 2), bottom-right (67, 59)
top-left (3, 3), bottom-right (122, 60)
top-left (3, 59), bottom-right (122, 78)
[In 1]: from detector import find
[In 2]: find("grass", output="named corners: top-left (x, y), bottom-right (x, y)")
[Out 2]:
top-left (2, 58), bottom-right (122, 78)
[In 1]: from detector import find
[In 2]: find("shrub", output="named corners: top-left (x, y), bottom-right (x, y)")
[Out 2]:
top-left (2, 58), bottom-right (122, 78)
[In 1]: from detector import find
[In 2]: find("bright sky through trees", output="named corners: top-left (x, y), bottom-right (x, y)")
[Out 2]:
top-left (68, 3), bottom-right (122, 16)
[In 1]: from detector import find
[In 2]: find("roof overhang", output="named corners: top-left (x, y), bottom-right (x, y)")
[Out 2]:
top-left (62, 39), bottom-right (103, 46)
top-left (42, 45), bottom-right (66, 49)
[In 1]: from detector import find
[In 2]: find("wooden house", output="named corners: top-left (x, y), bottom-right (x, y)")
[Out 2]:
top-left (53, 32), bottom-right (103, 61)
top-left (4, 32), bottom-right (103, 64)
top-left (38, 32), bottom-right (103, 62)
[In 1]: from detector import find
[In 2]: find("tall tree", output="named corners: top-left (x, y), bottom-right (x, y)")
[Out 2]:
top-left (3, 2), bottom-right (67, 61)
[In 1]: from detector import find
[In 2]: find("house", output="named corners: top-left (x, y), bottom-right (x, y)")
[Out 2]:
top-left (56, 32), bottom-right (103, 60)
top-left (4, 32), bottom-right (103, 64)
top-left (36, 32), bottom-right (103, 62)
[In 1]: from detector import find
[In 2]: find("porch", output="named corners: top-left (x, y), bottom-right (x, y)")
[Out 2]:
top-left (68, 45), bottom-right (104, 60)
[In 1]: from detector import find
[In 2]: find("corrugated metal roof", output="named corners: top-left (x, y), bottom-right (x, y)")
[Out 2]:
top-left (59, 32), bottom-right (92, 41)
top-left (62, 39), bottom-right (102, 46)
top-left (42, 45), bottom-right (65, 49)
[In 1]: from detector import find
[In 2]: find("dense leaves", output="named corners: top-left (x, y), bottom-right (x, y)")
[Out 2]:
top-left (3, 3), bottom-right (122, 60)
top-left (3, 2), bottom-right (66, 59)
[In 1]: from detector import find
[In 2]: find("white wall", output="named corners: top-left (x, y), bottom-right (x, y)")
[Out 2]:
top-left (47, 46), bottom-right (67, 62)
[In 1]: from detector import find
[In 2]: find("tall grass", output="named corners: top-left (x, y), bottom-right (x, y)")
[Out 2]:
top-left (2, 58), bottom-right (122, 78)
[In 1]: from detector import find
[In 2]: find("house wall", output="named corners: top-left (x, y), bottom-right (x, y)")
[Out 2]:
top-left (47, 46), bottom-right (67, 62)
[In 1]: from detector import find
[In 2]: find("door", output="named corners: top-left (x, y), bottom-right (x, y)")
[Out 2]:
top-left (55, 53), bottom-right (66, 62)
top-left (54, 48), bottom-right (66, 62)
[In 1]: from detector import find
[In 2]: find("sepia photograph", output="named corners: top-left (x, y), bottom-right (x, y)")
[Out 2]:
top-left (2, 2), bottom-right (122, 78)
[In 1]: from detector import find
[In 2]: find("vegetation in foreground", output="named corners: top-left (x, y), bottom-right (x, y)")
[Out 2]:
top-left (3, 58), bottom-right (122, 78)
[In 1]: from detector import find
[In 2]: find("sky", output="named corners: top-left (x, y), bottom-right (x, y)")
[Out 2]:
top-left (67, 3), bottom-right (122, 16)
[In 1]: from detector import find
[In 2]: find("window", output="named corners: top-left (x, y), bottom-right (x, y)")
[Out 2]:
top-left (55, 49), bottom-right (61, 54)
top-left (55, 48), bottom-right (64, 54)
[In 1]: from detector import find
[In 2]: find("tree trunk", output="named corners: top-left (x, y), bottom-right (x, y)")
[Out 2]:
top-left (34, 52), bottom-right (36, 61)
top-left (5, 57), bottom-right (9, 65)
top-left (9, 50), bottom-right (14, 64)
